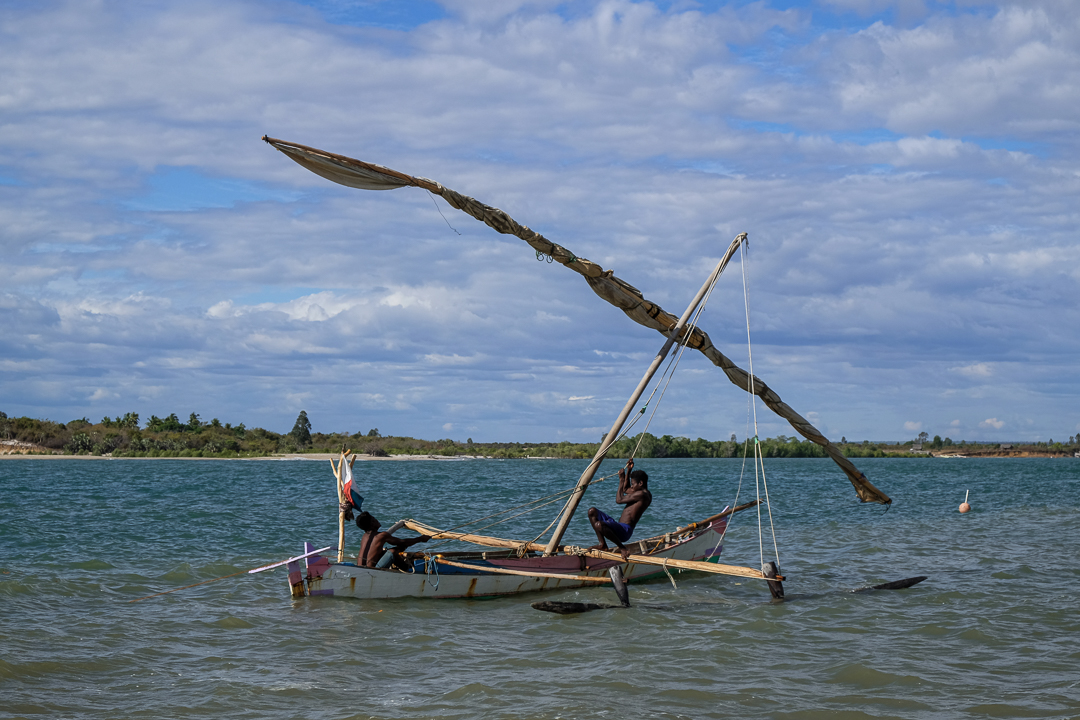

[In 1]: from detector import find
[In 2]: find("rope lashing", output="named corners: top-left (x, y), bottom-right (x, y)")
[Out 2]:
top-left (428, 191), bottom-right (460, 234)
top-left (423, 555), bottom-right (440, 590)
top-left (535, 249), bottom-right (579, 264)
top-left (662, 557), bottom-right (678, 589)
top-left (339, 500), bottom-right (354, 522)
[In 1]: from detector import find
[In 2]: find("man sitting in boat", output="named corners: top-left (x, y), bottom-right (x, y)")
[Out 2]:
top-left (587, 460), bottom-right (652, 561)
top-left (355, 512), bottom-right (430, 570)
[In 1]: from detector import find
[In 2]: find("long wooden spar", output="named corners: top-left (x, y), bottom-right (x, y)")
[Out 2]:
top-left (262, 136), bottom-right (890, 505)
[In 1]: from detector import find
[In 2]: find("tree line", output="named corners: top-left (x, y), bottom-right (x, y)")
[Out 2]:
top-left (5, 409), bottom-right (1074, 459)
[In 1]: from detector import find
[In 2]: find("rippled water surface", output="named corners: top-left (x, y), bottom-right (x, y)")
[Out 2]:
top-left (2, 457), bottom-right (1078, 719)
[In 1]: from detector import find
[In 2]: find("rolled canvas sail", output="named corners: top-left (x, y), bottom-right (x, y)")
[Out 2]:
top-left (263, 137), bottom-right (891, 506)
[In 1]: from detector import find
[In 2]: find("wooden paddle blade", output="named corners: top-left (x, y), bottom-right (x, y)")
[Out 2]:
top-left (609, 565), bottom-right (630, 607)
top-left (532, 600), bottom-right (618, 614)
top-left (870, 576), bottom-right (928, 591)
top-left (853, 576), bottom-right (928, 592)
top-left (763, 561), bottom-right (784, 600)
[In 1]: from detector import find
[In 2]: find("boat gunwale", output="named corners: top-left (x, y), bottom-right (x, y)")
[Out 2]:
top-left (328, 502), bottom-right (747, 577)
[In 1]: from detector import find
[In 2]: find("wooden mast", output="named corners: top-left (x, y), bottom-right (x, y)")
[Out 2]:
top-left (330, 448), bottom-right (353, 563)
top-left (542, 233), bottom-right (747, 555)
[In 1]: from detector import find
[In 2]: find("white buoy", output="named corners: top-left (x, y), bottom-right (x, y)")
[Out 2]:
top-left (959, 489), bottom-right (971, 513)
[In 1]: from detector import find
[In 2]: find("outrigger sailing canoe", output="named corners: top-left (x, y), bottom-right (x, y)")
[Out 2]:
top-left (265, 137), bottom-right (891, 602)
top-left (292, 503), bottom-right (764, 601)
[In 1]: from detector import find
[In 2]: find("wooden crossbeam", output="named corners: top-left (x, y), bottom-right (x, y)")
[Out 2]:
top-left (568, 546), bottom-right (778, 581)
top-left (432, 557), bottom-right (612, 582)
top-left (403, 515), bottom-right (779, 582)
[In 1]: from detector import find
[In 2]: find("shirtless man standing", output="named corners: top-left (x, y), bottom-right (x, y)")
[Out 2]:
top-left (587, 459), bottom-right (652, 561)
top-left (355, 512), bottom-right (429, 570)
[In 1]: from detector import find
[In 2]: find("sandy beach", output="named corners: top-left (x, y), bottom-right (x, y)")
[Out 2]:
top-left (0, 448), bottom-right (492, 461)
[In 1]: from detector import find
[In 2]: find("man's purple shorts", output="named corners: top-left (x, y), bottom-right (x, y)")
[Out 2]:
top-left (595, 510), bottom-right (634, 543)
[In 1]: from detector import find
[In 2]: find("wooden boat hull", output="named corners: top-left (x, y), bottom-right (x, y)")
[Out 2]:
top-left (289, 516), bottom-right (729, 600)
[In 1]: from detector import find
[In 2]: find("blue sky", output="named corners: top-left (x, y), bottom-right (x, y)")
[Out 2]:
top-left (2, 0), bottom-right (1077, 443)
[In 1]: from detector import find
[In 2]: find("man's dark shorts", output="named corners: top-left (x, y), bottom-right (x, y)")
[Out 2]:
top-left (595, 510), bottom-right (634, 543)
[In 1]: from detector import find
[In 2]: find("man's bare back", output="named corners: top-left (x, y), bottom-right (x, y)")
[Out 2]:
top-left (355, 512), bottom-right (429, 569)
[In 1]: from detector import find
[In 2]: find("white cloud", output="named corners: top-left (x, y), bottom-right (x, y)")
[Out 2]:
top-left (536, 310), bottom-right (571, 323)
top-left (980, 417), bottom-right (1006, 429)
top-left (88, 388), bottom-right (116, 401)
top-left (423, 353), bottom-right (481, 366)
top-left (0, 0), bottom-right (1078, 443)
top-left (952, 362), bottom-right (993, 378)
top-left (904, 421), bottom-right (922, 432)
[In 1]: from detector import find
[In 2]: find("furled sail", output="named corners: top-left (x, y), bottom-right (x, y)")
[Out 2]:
top-left (263, 137), bottom-right (891, 505)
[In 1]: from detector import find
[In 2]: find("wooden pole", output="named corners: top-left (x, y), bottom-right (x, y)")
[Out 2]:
top-left (332, 448), bottom-right (351, 563)
top-left (574, 546), bottom-right (778, 581)
top-left (542, 233), bottom-right (747, 555)
top-left (432, 557), bottom-right (613, 582)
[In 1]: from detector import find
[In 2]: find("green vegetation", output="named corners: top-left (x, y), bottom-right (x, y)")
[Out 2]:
top-left (289, 410), bottom-right (312, 448)
top-left (1, 409), bottom-right (1076, 458)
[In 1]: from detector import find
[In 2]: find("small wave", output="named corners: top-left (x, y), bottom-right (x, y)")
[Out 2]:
top-left (209, 616), bottom-right (255, 629)
top-left (830, 663), bottom-right (928, 689)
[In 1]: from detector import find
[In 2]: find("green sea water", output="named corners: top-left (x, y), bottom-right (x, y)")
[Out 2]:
top-left (1, 457), bottom-right (1078, 719)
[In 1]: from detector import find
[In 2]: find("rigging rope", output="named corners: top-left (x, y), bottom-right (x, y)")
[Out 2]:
top-left (627, 256), bottom-right (726, 460)
top-left (739, 241), bottom-right (781, 572)
top-left (421, 470), bottom-right (621, 552)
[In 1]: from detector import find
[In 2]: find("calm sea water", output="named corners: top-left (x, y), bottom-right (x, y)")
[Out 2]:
top-left (2, 457), bottom-right (1078, 719)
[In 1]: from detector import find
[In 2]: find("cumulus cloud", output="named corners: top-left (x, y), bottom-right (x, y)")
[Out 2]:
top-left (0, 0), bottom-right (1077, 442)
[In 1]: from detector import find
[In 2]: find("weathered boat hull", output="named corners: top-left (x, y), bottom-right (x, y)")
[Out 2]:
top-left (289, 516), bottom-right (729, 600)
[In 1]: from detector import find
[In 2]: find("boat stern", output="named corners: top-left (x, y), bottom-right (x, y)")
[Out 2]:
top-left (288, 542), bottom-right (332, 598)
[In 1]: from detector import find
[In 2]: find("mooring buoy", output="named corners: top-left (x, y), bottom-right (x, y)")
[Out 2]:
top-left (959, 489), bottom-right (971, 513)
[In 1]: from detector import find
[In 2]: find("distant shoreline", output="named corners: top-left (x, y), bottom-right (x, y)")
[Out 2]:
top-left (0, 453), bottom-right (494, 461)
top-left (1, 451), bottom-right (1075, 461)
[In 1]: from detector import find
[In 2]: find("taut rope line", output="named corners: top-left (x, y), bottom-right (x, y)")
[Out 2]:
top-left (739, 241), bottom-right (781, 571)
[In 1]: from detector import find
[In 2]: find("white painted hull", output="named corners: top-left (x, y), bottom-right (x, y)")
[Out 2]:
top-left (289, 516), bottom-right (729, 600)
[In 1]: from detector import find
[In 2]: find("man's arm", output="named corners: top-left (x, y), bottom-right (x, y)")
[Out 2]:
top-left (615, 459), bottom-right (634, 504)
top-left (385, 533), bottom-right (430, 550)
top-left (616, 486), bottom-right (648, 506)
